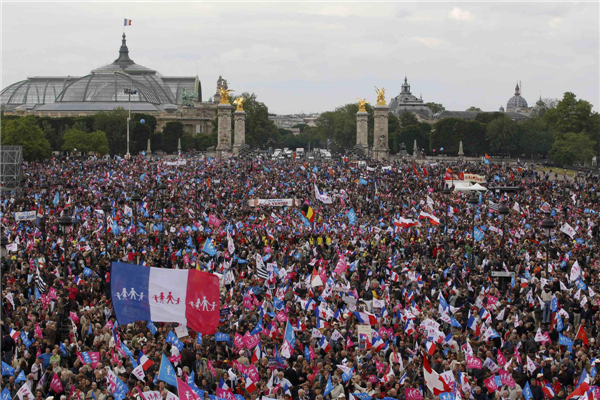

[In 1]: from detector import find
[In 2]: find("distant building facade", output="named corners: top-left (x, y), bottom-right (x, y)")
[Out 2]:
top-left (388, 77), bottom-right (433, 120)
top-left (269, 113), bottom-right (320, 129)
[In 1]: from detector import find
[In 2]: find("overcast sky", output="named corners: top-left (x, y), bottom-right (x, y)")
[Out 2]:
top-left (2, 2), bottom-right (598, 115)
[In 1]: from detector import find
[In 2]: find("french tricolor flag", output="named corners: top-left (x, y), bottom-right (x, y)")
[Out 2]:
top-left (9, 328), bottom-right (20, 340)
top-left (138, 354), bottom-right (153, 370)
top-left (124, 19), bottom-right (132, 26)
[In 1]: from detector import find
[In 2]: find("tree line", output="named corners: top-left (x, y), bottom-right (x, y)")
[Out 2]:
top-left (1, 91), bottom-right (598, 167)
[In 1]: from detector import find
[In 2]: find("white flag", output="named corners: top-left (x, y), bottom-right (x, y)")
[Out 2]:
top-left (561, 223), bottom-right (576, 239)
top-left (132, 365), bottom-right (146, 381)
top-left (17, 383), bottom-right (34, 400)
top-left (570, 260), bottom-right (581, 281)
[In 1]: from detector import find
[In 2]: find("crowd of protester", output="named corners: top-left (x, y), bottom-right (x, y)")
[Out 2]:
top-left (2, 154), bottom-right (600, 400)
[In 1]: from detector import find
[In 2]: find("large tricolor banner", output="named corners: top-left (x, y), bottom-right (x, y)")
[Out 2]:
top-left (110, 262), bottom-right (219, 334)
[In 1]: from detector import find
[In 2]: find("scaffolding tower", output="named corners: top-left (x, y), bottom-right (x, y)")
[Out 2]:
top-left (0, 146), bottom-right (23, 190)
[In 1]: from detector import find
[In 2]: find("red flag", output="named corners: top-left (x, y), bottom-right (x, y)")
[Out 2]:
top-left (576, 325), bottom-right (589, 346)
top-left (510, 171), bottom-right (514, 181)
top-left (185, 270), bottom-right (220, 335)
top-left (458, 172), bottom-right (464, 181)
top-left (423, 167), bottom-right (429, 176)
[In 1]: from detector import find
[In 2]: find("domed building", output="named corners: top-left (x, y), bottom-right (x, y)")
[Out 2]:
top-left (506, 82), bottom-right (530, 113)
top-left (1, 34), bottom-right (218, 135)
top-left (388, 77), bottom-right (433, 120)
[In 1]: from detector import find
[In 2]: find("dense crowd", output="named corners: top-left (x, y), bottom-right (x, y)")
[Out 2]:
top-left (2, 154), bottom-right (600, 400)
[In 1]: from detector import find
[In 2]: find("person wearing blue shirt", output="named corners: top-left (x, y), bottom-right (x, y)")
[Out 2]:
top-left (37, 348), bottom-right (52, 370)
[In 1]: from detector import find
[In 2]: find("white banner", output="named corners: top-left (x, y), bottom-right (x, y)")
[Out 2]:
top-left (163, 160), bottom-right (187, 166)
top-left (560, 223), bottom-right (576, 238)
top-left (15, 211), bottom-right (36, 221)
top-left (463, 174), bottom-right (486, 183)
top-left (247, 199), bottom-right (301, 207)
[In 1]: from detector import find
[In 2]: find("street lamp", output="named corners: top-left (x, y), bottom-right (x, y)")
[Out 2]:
top-left (58, 214), bottom-right (73, 278)
top-left (56, 179), bottom-right (64, 190)
top-left (468, 192), bottom-right (479, 268)
top-left (131, 193), bottom-right (142, 257)
top-left (101, 200), bottom-right (112, 252)
top-left (498, 202), bottom-right (510, 267)
top-left (124, 88), bottom-right (138, 158)
top-left (563, 182), bottom-right (572, 200)
top-left (40, 182), bottom-right (49, 194)
top-left (541, 212), bottom-right (555, 272)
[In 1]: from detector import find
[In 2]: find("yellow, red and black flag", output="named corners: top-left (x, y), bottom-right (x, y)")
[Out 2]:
top-left (302, 200), bottom-right (315, 223)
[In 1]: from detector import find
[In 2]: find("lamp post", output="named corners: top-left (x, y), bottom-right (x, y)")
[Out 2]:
top-left (40, 182), bottom-right (49, 244)
top-left (101, 200), bottom-right (112, 253)
top-left (131, 193), bottom-right (142, 257)
top-left (563, 182), bottom-right (572, 200)
top-left (56, 179), bottom-right (63, 190)
top-left (468, 192), bottom-right (479, 268)
top-left (441, 186), bottom-right (452, 258)
top-left (158, 183), bottom-right (167, 260)
top-left (498, 202), bottom-right (510, 268)
top-left (58, 214), bottom-right (73, 278)
top-left (124, 88), bottom-right (138, 158)
top-left (541, 212), bottom-right (555, 272)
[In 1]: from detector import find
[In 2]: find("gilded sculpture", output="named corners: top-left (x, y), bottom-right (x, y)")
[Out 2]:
top-left (357, 98), bottom-right (369, 112)
top-left (219, 87), bottom-right (234, 104)
top-left (233, 96), bottom-right (245, 111)
top-left (374, 86), bottom-right (386, 106)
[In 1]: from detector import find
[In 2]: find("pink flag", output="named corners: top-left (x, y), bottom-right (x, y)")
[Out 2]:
top-left (208, 214), bottom-right (222, 228)
top-left (49, 287), bottom-right (58, 300)
top-left (234, 333), bottom-right (245, 349)
top-left (499, 369), bottom-right (516, 388)
top-left (69, 311), bottom-right (79, 324)
top-left (35, 323), bottom-right (43, 338)
top-left (466, 355), bottom-right (483, 369)
top-left (405, 388), bottom-right (424, 400)
top-left (50, 373), bottom-right (63, 393)
top-left (497, 350), bottom-right (507, 366)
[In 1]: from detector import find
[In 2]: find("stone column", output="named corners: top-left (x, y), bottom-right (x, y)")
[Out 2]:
top-left (413, 139), bottom-right (418, 159)
top-left (372, 105), bottom-right (389, 160)
top-left (356, 111), bottom-right (368, 150)
top-left (146, 139), bottom-right (152, 155)
top-left (233, 110), bottom-right (246, 156)
top-left (458, 140), bottom-right (465, 157)
top-left (216, 103), bottom-right (233, 157)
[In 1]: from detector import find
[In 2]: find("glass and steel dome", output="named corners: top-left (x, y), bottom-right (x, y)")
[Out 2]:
top-left (54, 72), bottom-right (165, 104)
top-left (506, 83), bottom-right (528, 112)
top-left (0, 33), bottom-right (199, 111)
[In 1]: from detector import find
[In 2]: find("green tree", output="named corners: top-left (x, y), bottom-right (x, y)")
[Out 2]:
top-left (161, 122), bottom-right (185, 153)
top-left (544, 92), bottom-right (600, 153)
top-left (196, 132), bottom-right (217, 150)
top-left (486, 115), bottom-right (518, 155)
top-left (1, 116), bottom-right (51, 161)
top-left (426, 102), bottom-right (445, 114)
top-left (549, 132), bottom-right (596, 167)
top-left (431, 118), bottom-right (487, 156)
top-left (93, 108), bottom-right (128, 154)
top-left (466, 106), bottom-right (482, 112)
top-left (41, 121), bottom-right (63, 152)
top-left (474, 112), bottom-right (505, 125)
top-left (399, 111), bottom-right (418, 127)
top-left (516, 117), bottom-right (554, 157)
top-left (62, 128), bottom-right (109, 155)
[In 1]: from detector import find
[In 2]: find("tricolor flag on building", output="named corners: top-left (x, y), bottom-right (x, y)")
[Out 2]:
top-left (111, 262), bottom-right (219, 334)
top-left (124, 19), bottom-right (132, 26)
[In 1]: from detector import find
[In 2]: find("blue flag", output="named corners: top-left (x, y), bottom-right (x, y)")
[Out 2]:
top-left (474, 227), bottom-right (484, 242)
top-left (347, 208), bottom-right (357, 225)
top-left (559, 333), bottom-right (574, 351)
top-left (166, 331), bottom-right (184, 351)
top-left (440, 393), bottom-right (455, 400)
top-left (203, 238), bottom-right (217, 256)
top-left (342, 367), bottom-right (354, 382)
top-left (215, 332), bottom-right (230, 342)
top-left (352, 394), bottom-right (372, 400)
top-left (20, 331), bottom-right (32, 349)
top-left (523, 382), bottom-right (533, 400)
top-left (15, 370), bottom-right (26, 383)
top-left (196, 333), bottom-right (203, 346)
top-left (1, 361), bottom-right (15, 376)
top-left (59, 342), bottom-right (67, 356)
top-left (83, 267), bottom-right (93, 277)
top-left (284, 321), bottom-right (296, 348)
top-left (1, 388), bottom-right (11, 400)
top-left (359, 178), bottom-right (368, 185)
top-left (147, 321), bottom-right (157, 335)
top-left (53, 192), bottom-right (59, 205)
top-left (556, 314), bottom-right (563, 332)
top-left (157, 353), bottom-right (178, 387)
top-left (87, 324), bottom-right (93, 335)
top-left (324, 376), bottom-right (334, 397)
top-left (450, 316), bottom-right (462, 328)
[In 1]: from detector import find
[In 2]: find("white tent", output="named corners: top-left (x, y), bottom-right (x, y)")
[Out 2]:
top-left (451, 181), bottom-right (488, 192)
